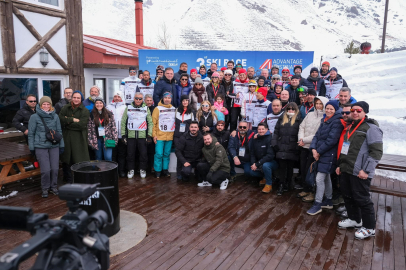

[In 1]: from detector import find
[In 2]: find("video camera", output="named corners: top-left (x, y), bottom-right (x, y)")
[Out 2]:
top-left (0, 184), bottom-right (111, 270)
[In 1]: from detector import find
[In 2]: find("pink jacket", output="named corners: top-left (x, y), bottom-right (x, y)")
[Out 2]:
top-left (213, 101), bottom-right (229, 115)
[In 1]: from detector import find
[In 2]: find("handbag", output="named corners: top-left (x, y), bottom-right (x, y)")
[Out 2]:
top-left (104, 138), bottom-right (116, 148)
top-left (39, 116), bottom-right (63, 145)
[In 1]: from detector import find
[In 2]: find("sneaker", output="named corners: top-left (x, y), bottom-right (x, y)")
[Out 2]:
top-left (340, 210), bottom-right (348, 218)
top-left (297, 191), bottom-right (310, 198)
top-left (140, 169), bottom-right (147, 178)
top-left (336, 205), bottom-right (346, 213)
top-left (262, 184), bottom-right (272, 193)
top-left (49, 188), bottom-right (59, 195)
top-left (155, 171), bottom-right (161, 178)
top-left (259, 178), bottom-right (266, 186)
top-left (277, 185), bottom-right (284, 196)
top-left (162, 170), bottom-right (171, 177)
top-left (220, 179), bottom-right (229, 190)
top-left (338, 218), bottom-right (362, 229)
top-left (198, 181), bottom-right (212, 187)
top-left (355, 227), bottom-right (375, 240)
top-left (127, 170), bottom-right (134, 179)
top-left (307, 202), bottom-right (322, 215)
top-left (42, 190), bottom-right (48, 198)
top-left (294, 184), bottom-right (304, 190)
top-left (321, 198), bottom-right (333, 209)
top-left (302, 193), bottom-right (315, 203)
top-left (332, 196), bottom-right (344, 206)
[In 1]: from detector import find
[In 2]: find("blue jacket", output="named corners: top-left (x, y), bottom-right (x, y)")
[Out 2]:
top-left (284, 84), bottom-right (301, 105)
top-left (175, 81), bottom-right (193, 107)
top-left (309, 111), bottom-right (344, 173)
top-left (302, 76), bottom-right (324, 95)
top-left (228, 130), bottom-right (255, 163)
top-left (82, 98), bottom-right (95, 112)
top-left (153, 75), bottom-right (177, 106)
top-left (250, 130), bottom-right (275, 167)
top-left (299, 102), bottom-right (315, 119)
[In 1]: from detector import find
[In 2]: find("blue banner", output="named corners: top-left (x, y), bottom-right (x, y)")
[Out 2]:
top-left (139, 50), bottom-right (314, 78)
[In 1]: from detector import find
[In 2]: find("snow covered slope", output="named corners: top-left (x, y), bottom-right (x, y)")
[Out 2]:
top-left (82, 0), bottom-right (406, 55)
top-left (323, 51), bottom-right (406, 181)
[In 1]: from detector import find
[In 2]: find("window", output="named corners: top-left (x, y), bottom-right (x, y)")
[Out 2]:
top-left (42, 80), bottom-right (61, 106)
top-left (38, 0), bottom-right (58, 6)
top-left (20, 0), bottom-right (63, 10)
top-left (107, 78), bottom-right (122, 104)
top-left (94, 78), bottom-right (106, 100)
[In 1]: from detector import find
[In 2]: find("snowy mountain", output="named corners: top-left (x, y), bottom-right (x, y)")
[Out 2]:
top-left (83, 0), bottom-right (406, 56)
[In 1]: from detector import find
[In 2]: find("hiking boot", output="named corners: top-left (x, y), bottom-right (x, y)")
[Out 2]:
top-left (302, 193), bottom-right (315, 203)
top-left (220, 179), bottom-right (229, 190)
top-left (49, 188), bottom-right (59, 196)
top-left (321, 198), bottom-right (333, 209)
top-left (297, 191), bottom-right (310, 198)
top-left (277, 185), bottom-right (284, 196)
top-left (259, 178), bottom-right (266, 186)
top-left (332, 196), bottom-right (344, 206)
top-left (127, 170), bottom-right (134, 179)
top-left (294, 184), bottom-right (304, 190)
top-left (140, 169), bottom-right (147, 179)
top-left (198, 181), bottom-right (212, 187)
top-left (42, 190), bottom-right (48, 198)
top-left (338, 218), bottom-right (362, 229)
top-left (355, 227), bottom-right (375, 240)
top-left (162, 170), bottom-right (171, 177)
top-left (155, 171), bottom-right (161, 178)
top-left (307, 202), bottom-right (322, 215)
top-left (262, 184), bottom-right (272, 193)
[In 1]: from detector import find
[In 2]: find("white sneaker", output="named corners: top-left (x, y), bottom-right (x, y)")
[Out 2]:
top-left (338, 218), bottom-right (362, 229)
top-left (198, 181), bottom-right (212, 187)
top-left (140, 169), bottom-right (146, 178)
top-left (127, 170), bottom-right (134, 179)
top-left (220, 179), bottom-right (229, 190)
top-left (355, 227), bottom-right (375, 239)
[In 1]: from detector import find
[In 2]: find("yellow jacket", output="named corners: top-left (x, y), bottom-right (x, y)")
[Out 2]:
top-left (152, 101), bottom-right (175, 141)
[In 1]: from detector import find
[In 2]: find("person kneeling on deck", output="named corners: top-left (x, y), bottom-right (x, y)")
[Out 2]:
top-left (175, 121), bottom-right (204, 182)
top-left (152, 92), bottom-right (176, 178)
top-left (336, 101), bottom-right (383, 240)
top-left (197, 133), bottom-right (230, 190)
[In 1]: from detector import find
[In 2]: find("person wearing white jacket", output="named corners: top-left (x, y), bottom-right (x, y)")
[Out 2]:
top-left (106, 91), bottom-right (127, 177)
top-left (296, 96), bottom-right (329, 199)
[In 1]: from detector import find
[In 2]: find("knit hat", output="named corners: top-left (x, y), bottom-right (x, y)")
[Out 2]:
top-left (272, 74), bottom-right (281, 79)
top-left (190, 68), bottom-right (197, 73)
top-left (294, 65), bottom-right (302, 72)
top-left (325, 100), bottom-right (339, 111)
top-left (257, 87), bottom-right (268, 100)
top-left (129, 66), bottom-right (136, 72)
top-left (199, 65), bottom-right (206, 70)
top-left (180, 95), bottom-right (189, 102)
top-left (239, 68), bottom-right (247, 74)
top-left (322, 61), bottom-right (330, 67)
top-left (224, 69), bottom-right (233, 75)
top-left (212, 72), bottom-right (220, 78)
top-left (310, 67), bottom-right (319, 74)
top-left (94, 97), bottom-right (105, 105)
top-left (39, 96), bottom-right (52, 106)
top-left (291, 74), bottom-right (301, 80)
top-left (220, 67), bottom-right (227, 71)
top-left (330, 67), bottom-right (338, 73)
top-left (351, 101), bottom-right (369, 114)
top-left (112, 90), bottom-right (124, 101)
top-left (72, 90), bottom-right (84, 101)
top-left (248, 80), bottom-right (257, 86)
top-left (194, 77), bottom-right (204, 85)
top-left (258, 76), bottom-right (266, 82)
top-left (271, 66), bottom-right (279, 71)
top-left (307, 88), bottom-right (317, 96)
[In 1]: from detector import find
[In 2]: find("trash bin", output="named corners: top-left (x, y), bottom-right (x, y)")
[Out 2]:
top-left (71, 160), bottom-right (120, 237)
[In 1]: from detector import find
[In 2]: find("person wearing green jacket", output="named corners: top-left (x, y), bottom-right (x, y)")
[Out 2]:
top-left (196, 133), bottom-right (230, 190)
top-left (28, 96), bottom-right (64, 198)
top-left (121, 92), bottom-right (153, 179)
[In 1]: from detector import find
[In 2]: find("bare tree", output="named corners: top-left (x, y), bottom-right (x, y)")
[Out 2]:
top-left (157, 22), bottom-right (171, 49)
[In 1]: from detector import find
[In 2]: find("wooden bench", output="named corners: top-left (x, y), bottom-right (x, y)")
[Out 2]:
top-left (371, 154), bottom-right (406, 197)
top-left (376, 153), bottom-right (406, 172)
top-left (0, 140), bottom-right (41, 189)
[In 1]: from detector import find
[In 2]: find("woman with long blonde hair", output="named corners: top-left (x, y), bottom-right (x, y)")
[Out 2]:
top-left (271, 102), bottom-right (302, 195)
top-left (196, 100), bottom-right (218, 133)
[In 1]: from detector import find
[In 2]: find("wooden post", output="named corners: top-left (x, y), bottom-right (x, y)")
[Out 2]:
top-left (0, 0), bottom-right (17, 73)
top-left (381, 0), bottom-right (389, 53)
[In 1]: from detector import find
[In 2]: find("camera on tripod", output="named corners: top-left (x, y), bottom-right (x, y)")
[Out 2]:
top-left (0, 183), bottom-right (111, 270)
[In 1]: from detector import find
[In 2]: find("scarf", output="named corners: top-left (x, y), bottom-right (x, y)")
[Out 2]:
top-left (181, 81), bottom-right (188, 87)
top-left (71, 101), bottom-right (80, 109)
top-left (193, 85), bottom-right (205, 103)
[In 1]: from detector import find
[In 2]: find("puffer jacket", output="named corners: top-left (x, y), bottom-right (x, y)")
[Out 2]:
top-left (174, 106), bottom-right (195, 138)
top-left (302, 76), bottom-right (324, 95)
top-left (202, 136), bottom-right (230, 174)
top-left (338, 116), bottom-right (383, 178)
top-left (221, 79), bottom-right (234, 109)
top-left (28, 104), bottom-right (64, 150)
top-left (310, 111), bottom-right (344, 173)
top-left (12, 103), bottom-right (36, 133)
top-left (198, 111), bottom-right (217, 133)
top-left (54, 98), bottom-right (69, 115)
top-left (120, 102), bottom-right (153, 139)
top-left (212, 127), bottom-right (230, 152)
top-left (152, 100), bottom-right (175, 141)
top-left (298, 96), bottom-right (329, 149)
top-left (228, 130), bottom-right (255, 163)
top-left (271, 113), bottom-right (302, 161)
top-left (250, 130), bottom-right (275, 167)
top-left (87, 111), bottom-right (118, 150)
top-left (153, 75), bottom-right (177, 106)
top-left (175, 81), bottom-right (193, 107)
top-left (175, 132), bottom-right (204, 164)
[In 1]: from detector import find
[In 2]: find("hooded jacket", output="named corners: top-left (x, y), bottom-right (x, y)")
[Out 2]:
top-left (175, 80), bottom-right (193, 107)
top-left (121, 101), bottom-right (153, 139)
top-left (106, 100), bottom-right (126, 138)
top-left (299, 101), bottom-right (315, 119)
top-left (83, 97), bottom-right (96, 112)
top-left (319, 74), bottom-right (348, 99)
top-left (271, 113), bottom-right (302, 161)
top-left (298, 96), bottom-right (329, 149)
top-left (302, 75), bottom-right (324, 95)
top-left (12, 103), bottom-right (36, 133)
top-left (202, 136), bottom-right (230, 174)
top-left (250, 130), bottom-right (275, 167)
top-left (174, 69), bottom-right (187, 82)
top-left (175, 131), bottom-right (204, 164)
top-left (153, 75), bottom-right (177, 106)
top-left (28, 104), bottom-right (64, 150)
top-left (152, 100), bottom-right (175, 141)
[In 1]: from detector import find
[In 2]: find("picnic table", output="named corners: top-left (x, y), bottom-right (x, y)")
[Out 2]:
top-left (0, 140), bottom-right (41, 189)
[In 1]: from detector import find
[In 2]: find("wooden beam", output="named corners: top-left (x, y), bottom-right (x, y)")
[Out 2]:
top-left (0, 168), bottom-right (41, 189)
top-left (16, 18), bottom-right (66, 68)
top-left (0, 2), bottom-right (10, 73)
top-left (17, 67), bottom-right (69, 74)
top-left (12, 0), bottom-right (65, 17)
top-left (371, 185), bottom-right (406, 198)
top-left (0, 66), bottom-right (7, 73)
top-left (83, 63), bottom-right (139, 70)
top-left (0, 0), bottom-right (17, 73)
top-left (13, 6), bottom-right (68, 70)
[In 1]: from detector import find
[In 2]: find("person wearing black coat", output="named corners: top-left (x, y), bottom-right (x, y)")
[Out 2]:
top-left (307, 101), bottom-right (344, 215)
top-left (284, 75), bottom-right (302, 105)
top-left (206, 73), bottom-right (226, 104)
top-left (12, 95), bottom-right (37, 144)
top-left (175, 121), bottom-right (204, 181)
top-left (249, 123), bottom-right (278, 193)
top-left (221, 70), bottom-right (234, 129)
top-left (212, 121), bottom-right (230, 152)
top-left (153, 69), bottom-right (177, 106)
top-left (271, 102), bottom-right (302, 195)
top-left (302, 67), bottom-right (324, 95)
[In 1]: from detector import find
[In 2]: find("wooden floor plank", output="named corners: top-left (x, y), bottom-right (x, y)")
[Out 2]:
top-left (371, 194), bottom-right (386, 270)
top-left (330, 228), bottom-right (355, 270)
top-left (383, 195), bottom-right (394, 270)
top-left (392, 196), bottom-right (406, 270)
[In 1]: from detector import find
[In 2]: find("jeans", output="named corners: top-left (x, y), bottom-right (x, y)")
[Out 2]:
top-left (94, 138), bottom-right (113, 161)
top-left (127, 138), bottom-right (147, 171)
top-left (228, 156), bottom-right (251, 177)
top-left (315, 172), bottom-right (333, 203)
top-left (340, 172), bottom-right (376, 229)
top-left (154, 140), bottom-right (172, 172)
top-left (35, 147), bottom-right (59, 191)
top-left (196, 161), bottom-right (230, 185)
top-left (250, 160), bottom-right (279, 185)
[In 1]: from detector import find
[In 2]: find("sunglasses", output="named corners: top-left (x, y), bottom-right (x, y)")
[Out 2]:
top-left (282, 71), bottom-right (289, 74)
top-left (134, 97), bottom-right (143, 100)
top-left (27, 100), bottom-right (37, 103)
top-left (129, 70), bottom-right (136, 73)
top-left (181, 79), bottom-right (188, 81)
top-left (238, 126), bottom-right (247, 129)
top-left (201, 105), bottom-right (209, 108)
top-left (272, 78), bottom-right (280, 80)
top-left (157, 72), bottom-right (163, 74)
top-left (341, 111), bottom-right (351, 115)
top-left (350, 108), bottom-right (363, 113)
top-left (286, 108), bottom-right (295, 111)
top-left (297, 88), bottom-right (305, 92)
top-left (224, 74), bottom-right (232, 76)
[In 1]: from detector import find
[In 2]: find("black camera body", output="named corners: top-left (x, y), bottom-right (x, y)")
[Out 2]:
top-left (0, 184), bottom-right (110, 270)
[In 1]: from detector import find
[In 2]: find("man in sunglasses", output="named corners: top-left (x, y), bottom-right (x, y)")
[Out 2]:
top-left (336, 101), bottom-right (383, 240)
top-left (222, 69), bottom-right (234, 129)
top-left (281, 67), bottom-right (290, 84)
top-left (12, 94), bottom-right (37, 144)
top-left (299, 88), bottom-right (317, 119)
top-left (271, 74), bottom-right (281, 90)
top-left (174, 62), bottom-right (188, 82)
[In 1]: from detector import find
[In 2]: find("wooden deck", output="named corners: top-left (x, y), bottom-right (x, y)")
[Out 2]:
top-left (0, 174), bottom-right (406, 270)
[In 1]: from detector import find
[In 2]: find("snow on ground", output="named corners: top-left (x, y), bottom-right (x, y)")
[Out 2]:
top-left (323, 51), bottom-right (406, 181)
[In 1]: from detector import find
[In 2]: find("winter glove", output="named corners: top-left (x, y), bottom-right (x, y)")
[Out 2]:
top-left (121, 135), bottom-right (127, 145)
top-left (147, 136), bottom-right (153, 144)
top-left (30, 150), bottom-right (35, 156)
top-left (206, 171), bottom-right (213, 181)
top-left (59, 147), bottom-right (64, 155)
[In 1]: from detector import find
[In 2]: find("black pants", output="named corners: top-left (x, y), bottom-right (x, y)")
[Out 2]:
top-left (340, 172), bottom-right (376, 229)
top-left (181, 161), bottom-right (199, 181)
top-left (127, 138), bottom-right (147, 171)
top-left (147, 140), bottom-right (155, 172)
top-left (112, 139), bottom-right (127, 173)
top-left (229, 107), bottom-right (242, 132)
top-left (62, 162), bottom-right (72, 183)
top-left (299, 148), bottom-right (315, 190)
top-left (196, 161), bottom-right (229, 185)
top-left (278, 159), bottom-right (295, 188)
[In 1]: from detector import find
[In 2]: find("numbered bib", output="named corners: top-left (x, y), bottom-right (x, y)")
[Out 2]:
top-left (245, 103), bottom-right (256, 123)
top-left (138, 85), bottom-right (154, 97)
top-left (127, 105), bottom-right (148, 130)
top-left (158, 106), bottom-right (176, 132)
top-left (124, 81), bottom-right (139, 103)
top-left (252, 104), bottom-right (268, 127)
top-left (267, 112), bottom-right (283, 133)
top-left (324, 78), bottom-right (344, 100)
top-left (233, 82), bottom-right (248, 106)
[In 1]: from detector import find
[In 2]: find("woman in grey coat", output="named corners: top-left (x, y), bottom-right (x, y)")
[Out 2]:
top-left (28, 96), bottom-right (64, 198)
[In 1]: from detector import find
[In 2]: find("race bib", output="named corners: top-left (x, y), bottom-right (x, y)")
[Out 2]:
top-left (98, 127), bottom-right (105, 136)
top-left (341, 141), bottom-right (350, 155)
top-left (138, 85), bottom-right (154, 97)
top-left (252, 104), bottom-right (268, 127)
top-left (127, 105), bottom-right (148, 130)
top-left (245, 103), bottom-right (255, 123)
top-left (233, 82), bottom-right (248, 106)
top-left (124, 81), bottom-right (138, 103)
top-left (239, 146), bottom-right (246, 157)
top-left (158, 106), bottom-right (176, 132)
top-left (324, 78), bottom-right (344, 100)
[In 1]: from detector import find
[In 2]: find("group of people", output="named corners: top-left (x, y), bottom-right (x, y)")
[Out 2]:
top-left (12, 61), bottom-right (383, 240)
